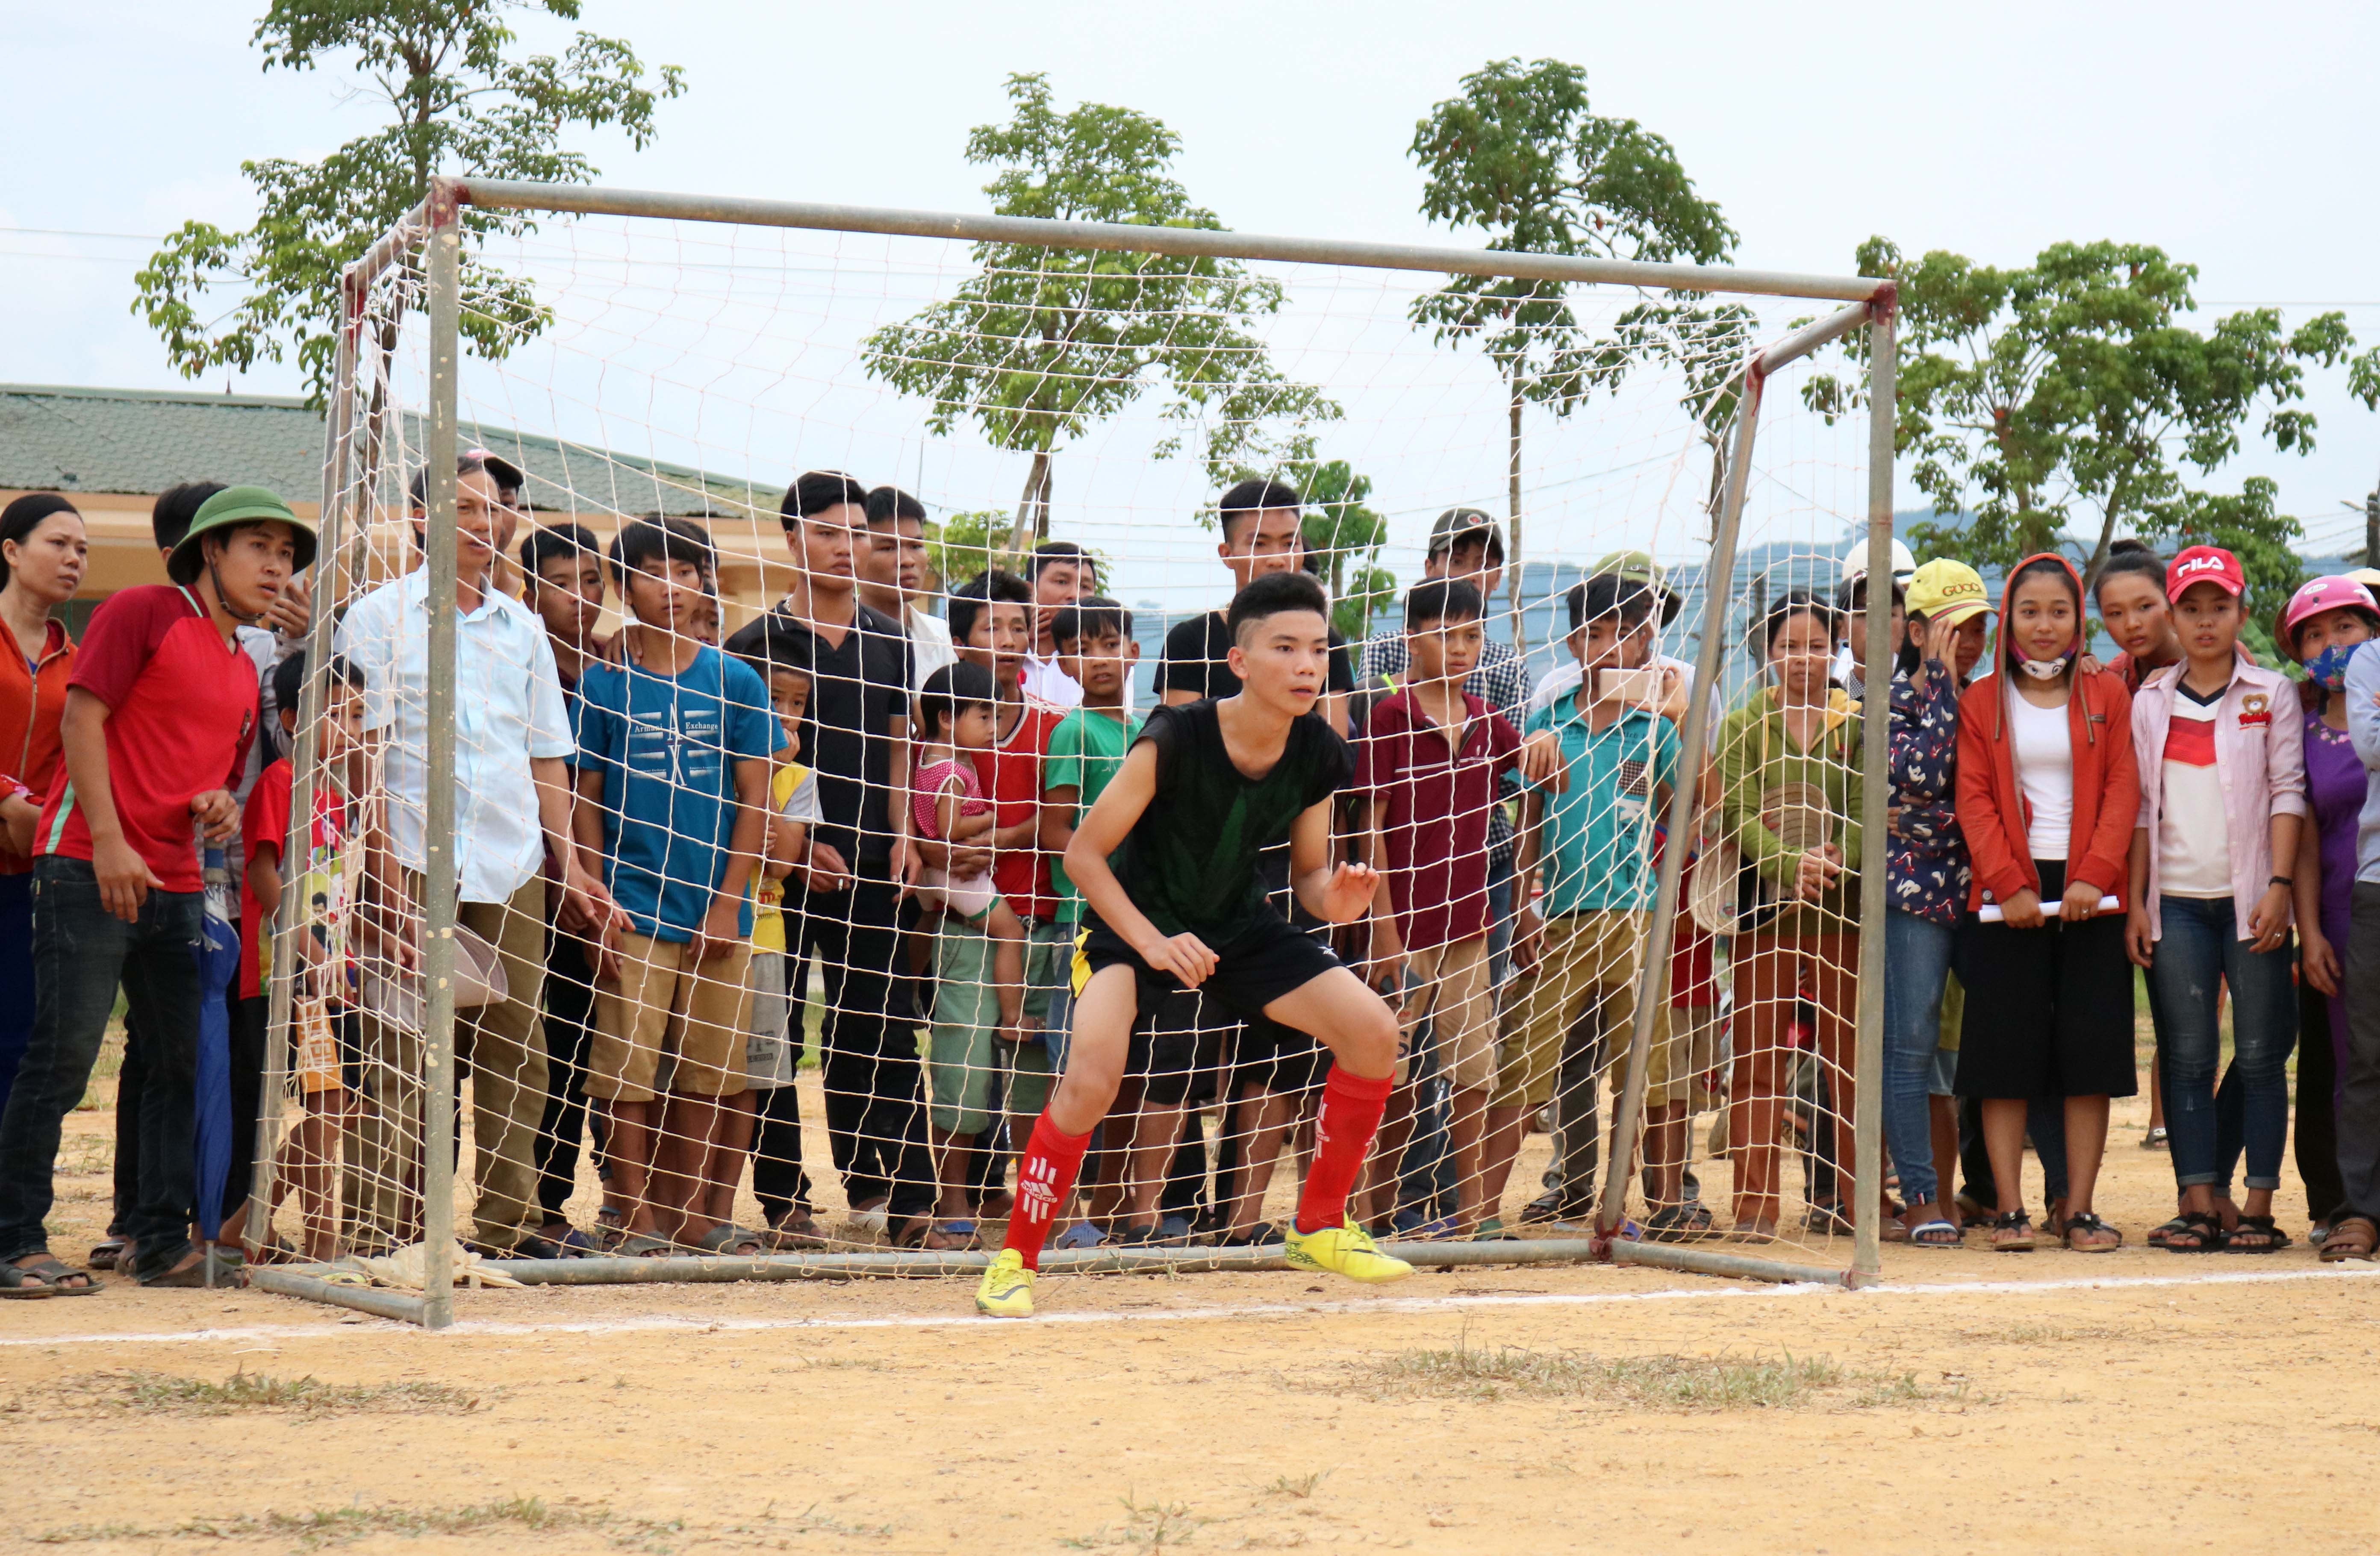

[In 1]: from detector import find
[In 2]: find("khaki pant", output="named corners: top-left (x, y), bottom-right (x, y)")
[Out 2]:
top-left (1399, 935), bottom-right (1496, 1091)
top-left (586, 931), bottom-right (752, 1103)
top-left (350, 874), bottom-right (551, 1253)
top-left (1492, 911), bottom-right (1664, 1113)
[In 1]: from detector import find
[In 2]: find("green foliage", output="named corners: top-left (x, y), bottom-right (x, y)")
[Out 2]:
top-left (1224, 437), bottom-right (1392, 639)
top-left (133, 0), bottom-right (685, 403)
top-left (1805, 237), bottom-right (2352, 585)
top-left (864, 74), bottom-right (1336, 549)
top-left (1407, 59), bottom-right (1738, 418)
top-left (925, 510), bottom-right (1025, 593)
top-left (2144, 477), bottom-right (2302, 646)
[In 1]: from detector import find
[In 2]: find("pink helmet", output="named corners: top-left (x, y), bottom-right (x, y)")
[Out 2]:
top-left (2277, 575), bottom-right (2380, 659)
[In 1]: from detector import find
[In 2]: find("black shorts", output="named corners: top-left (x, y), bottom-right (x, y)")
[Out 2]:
top-left (1230, 1016), bottom-right (1328, 1096)
top-left (1122, 985), bottom-right (1205, 1108)
top-left (1953, 860), bottom-right (2138, 1100)
top-left (1078, 910), bottom-right (1345, 1026)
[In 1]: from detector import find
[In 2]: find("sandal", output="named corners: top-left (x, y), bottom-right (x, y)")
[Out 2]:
top-left (2062, 1211), bottom-right (2121, 1253)
top-left (1803, 1203), bottom-right (1856, 1238)
top-left (694, 1224), bottom-right (768, 1256)
top-left (616, 1232), bottom-right (674, 1258)
top-left (0, 1256), bottom-right (76, 1297)
top-left (2147, 1215), bottom-right (2189, 1249)
top-left (138, 1248), bottom-right (234, 1288)
top-left (2321, 1215), bottom-right (2377, 1262)
top-left (890, 1216), bottom-right (932, 1250)
top-left (1906, 1218), bottom-right (1962, 1247)
top-left (2224, 1215), bottom-right (2287, 1255)
top-left (922, 1220), bottom-right (978, 1251)
top-left (1989, 1211), bottom-right (2035, 1252)
top-left (2141, 1126), bottom-right (2169, 1150)
top-left (1646, 1203), bottom-right (1717, 1243)
top-left (86, 1237), bottom-right (126, 1272)
top-left (2163, 1211), bottom-right (2224, 1253)
top-left (766, 1214), bottom-right (828, 1251)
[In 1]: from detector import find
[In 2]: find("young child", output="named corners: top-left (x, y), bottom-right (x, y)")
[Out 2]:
top-left (571, 517), bottom-right (781, 1255)
top-left (913, 659), bottom-right (1028, 1247)
top-left (239, 652), bottom-right (366, 1261)
top-left (975, 571), bottom-right (1405, 1318)
top-left (1485, 575), bottom-right (1686, 1231)
top-left (1355, 579), bottom-right (1528, 1239)
top-left (2126, 546), bottom-right (2304, 1253)
top-left (0, 485), bottom-right (311, 1293)
top-left (701, 659), bottom-right (827, 1251)
top-left (1954, 554), bottom-right (2138, 1253)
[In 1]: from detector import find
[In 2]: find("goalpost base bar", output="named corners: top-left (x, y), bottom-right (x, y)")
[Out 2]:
top-left (1610, 1239), bottom-right (1854, 1289)
top-left (248, 1265), bottom-right (434, 1325)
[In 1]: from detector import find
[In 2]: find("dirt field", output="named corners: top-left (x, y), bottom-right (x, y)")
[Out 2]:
top-left (7, 1068), bottom-right (2377, 1556)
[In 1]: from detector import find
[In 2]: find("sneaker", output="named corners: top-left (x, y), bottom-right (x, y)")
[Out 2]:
top-left (974, 1248), bottom-right (1036, 1318)
top-left (1283, 1223), bottom-right (1414, 1285)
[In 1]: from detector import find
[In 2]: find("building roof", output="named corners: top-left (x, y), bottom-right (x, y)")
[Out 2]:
top-left (0, 382), bottom-right (763, 518)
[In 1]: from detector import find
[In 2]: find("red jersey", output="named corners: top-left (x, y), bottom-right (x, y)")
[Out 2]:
top-left (39, 585), bottom-right (257, 894)
top-left (1354, 688), bottom-right (1520, 950)
top-left (239, 759), bottom-right (350, 1001)
top-left (981, 698), bottom-right (1060, 922)
top-left (0, 617), bottom-right (72, 877)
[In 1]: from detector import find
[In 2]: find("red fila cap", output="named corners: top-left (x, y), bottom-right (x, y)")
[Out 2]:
top-left (2166, 545), bottom-right (2245, 601)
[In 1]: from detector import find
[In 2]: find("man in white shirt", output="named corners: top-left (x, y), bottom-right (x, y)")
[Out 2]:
top-left (1022, 541), bottom-right (1097, 709)
top-left (859, 486), bottom-right (955, 692)
top-left (337, 453), bottom-right (622, 1260)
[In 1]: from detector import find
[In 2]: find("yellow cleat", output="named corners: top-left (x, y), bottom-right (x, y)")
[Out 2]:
top-left (1283, 1222), bottom-right (1414, 1285)
top-left (974, 1248), bottom-right (1037, 1318)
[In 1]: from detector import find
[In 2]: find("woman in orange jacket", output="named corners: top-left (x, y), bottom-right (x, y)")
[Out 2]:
top-left (0, 494), bottom-right (86, 1120)
top-left (1952, 554), bottom-right (2139, 1253)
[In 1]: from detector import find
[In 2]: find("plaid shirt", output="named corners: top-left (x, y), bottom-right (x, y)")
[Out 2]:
top-left (1360, 630), bottom-right (1527, 868)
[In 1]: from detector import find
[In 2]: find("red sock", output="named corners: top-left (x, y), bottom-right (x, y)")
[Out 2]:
top-left (1004, 1110), bottom-right (1093, 1270)
top-left (1296, 1066), bottom-right (1394, 1235)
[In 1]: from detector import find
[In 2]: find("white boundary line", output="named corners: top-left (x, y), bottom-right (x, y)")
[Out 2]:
top-left (6, 1263), bottom-right (2376, 1350)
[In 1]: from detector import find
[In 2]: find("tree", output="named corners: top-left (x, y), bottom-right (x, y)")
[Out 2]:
top-left (1224, 438), bottom-right (1392, 640)
top-left (1408, 57), bottom-right (1736, 649)
top-left (863, 74), bottom-right (1336, 552)
top-left (133, 0), bottom-right (685, 403)
top-left (1804, 237), bottom-right (2356, 587)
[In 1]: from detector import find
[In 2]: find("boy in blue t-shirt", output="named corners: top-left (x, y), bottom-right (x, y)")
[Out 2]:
top-left (1483, 573), bottom-right (1685, 1231)
top-left (571, 518), bottom-right (782, 1253)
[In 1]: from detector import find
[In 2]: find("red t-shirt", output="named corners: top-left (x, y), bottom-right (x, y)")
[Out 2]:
top-left (40, 585), bottom-right (258, 894)
top-left (239, 760), bottom-right (350, 1001)
top-left (1354, 688), bottom-right (1520, 950)
top-left (981, 698), bottom-right (1060, 922)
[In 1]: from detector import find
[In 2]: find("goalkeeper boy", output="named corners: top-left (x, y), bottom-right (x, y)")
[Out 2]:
top-left (976, 571), bottom-right (1408, 1318)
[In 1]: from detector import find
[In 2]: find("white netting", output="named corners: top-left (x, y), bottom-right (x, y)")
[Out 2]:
top-left (248, 206), bottom-right (1885, 1303)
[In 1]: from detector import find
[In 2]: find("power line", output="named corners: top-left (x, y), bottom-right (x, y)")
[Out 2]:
top-left (0, 225), bottom-right (165, 242)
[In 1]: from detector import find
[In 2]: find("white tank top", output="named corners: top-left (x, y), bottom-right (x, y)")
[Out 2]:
top-left (2008, 691), bottom-right (2074, 863)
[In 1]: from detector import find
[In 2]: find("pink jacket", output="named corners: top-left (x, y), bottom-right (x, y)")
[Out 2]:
top-left (2129, 660), bottom-right (2307, 941)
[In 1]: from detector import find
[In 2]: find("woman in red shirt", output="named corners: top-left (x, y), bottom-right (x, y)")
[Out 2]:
top-left (0, 493), bottom-right (85, 1121)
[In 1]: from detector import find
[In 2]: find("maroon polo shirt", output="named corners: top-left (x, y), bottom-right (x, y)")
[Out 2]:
top-left (1354, 688), bottom-right (1520, 950)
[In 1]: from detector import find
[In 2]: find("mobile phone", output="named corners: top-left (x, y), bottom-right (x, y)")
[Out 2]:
top-left (1598, 666), bottom-right (1661, 705)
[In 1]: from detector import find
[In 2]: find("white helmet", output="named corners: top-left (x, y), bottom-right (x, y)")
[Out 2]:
top-left (1842, 537), bottom-right (1917, 587)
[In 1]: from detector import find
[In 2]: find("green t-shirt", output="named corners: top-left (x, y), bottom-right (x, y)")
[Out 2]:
top-left (1045, 705), bottom-right (1142, 925)
top-left (1108, 699), bottom-right (1353, 944)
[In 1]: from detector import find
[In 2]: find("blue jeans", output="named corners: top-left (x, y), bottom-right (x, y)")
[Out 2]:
top-left (1883, 909), bottom-right (1954, 1208)
top-left (1485, 852), bottom-right (1516, 991)
top-left (0, 857), bottom-right (203, 1276)
top-left (2145, 894), bottom-right (2297, 1191)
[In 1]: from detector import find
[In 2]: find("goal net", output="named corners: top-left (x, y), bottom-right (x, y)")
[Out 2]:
top-left (244, 181), bottom-right (1894, 1326)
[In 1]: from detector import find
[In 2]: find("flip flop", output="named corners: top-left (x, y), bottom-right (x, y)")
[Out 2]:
top-left (616, 1233), bottom-right (674, 1258)
top-left (1906, 1218), bottom-right (1961, 1247)
top-left (695, 1224), bottom-right (768, 1255)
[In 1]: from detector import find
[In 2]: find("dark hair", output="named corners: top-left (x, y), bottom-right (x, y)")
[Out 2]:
top-left (1567, 574), bottom-right (1655, 635)
top-left (609, 515), bottom-right (716, 589)
top-left (763, 657), bottom-right (812, 686)
top-left (1405, 577), bottom-right (1484, 629)
top-left (917, 660), bottom-right (997, 741)
top-left (1218, 477), bottom-right (1300, 543)
top-left (1050, 594), bottom-right (1131, 650)
top-left (1031, 540), bottom-right (1094, 581)
top-left (151, 481), bottom-right (226, 553)
top-left (1838, 574), bottom-right (1907, 615)
top-left (864, 484), bottom-right (927, 526)
top-left (272, 651), bottom-right (363, 720)
top-left (2094, 538), bottom-right (2166, 602)
top-left (1226, 570), bottom-right (1330, 645)
top-left (948, 568), bottom-right (1032, 646)
top-left (780, 470), bottom-right (869, 526)
top-left (407, 453), bottom-right (498, 512)
top-left (0, 494), bottom-right (80, 593)
top-left (1756, 588), bottom-right (1840, 660)
top-left (520, 521), bottom-right (601, 585)
top-left (2005, 557), bottom-right (2083, 666)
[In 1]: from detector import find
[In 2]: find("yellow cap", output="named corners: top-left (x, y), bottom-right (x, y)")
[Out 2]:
top-left (1905, 557), bottom-right (1992, 627)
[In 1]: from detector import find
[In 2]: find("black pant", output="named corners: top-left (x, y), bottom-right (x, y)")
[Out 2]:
top-left (223, 993), bottom-right (266, 1223)
top-left (2337, 884), bottom-right (2380, 1221)
top-left (532, 922), bottom-right (600, 1223)
top-left (2297, 971), bottom-right (2347, 1224)
top-left (794, 875), bottom-right (932, 1218)
top-left (752, 950), bottom-right (815, 1223)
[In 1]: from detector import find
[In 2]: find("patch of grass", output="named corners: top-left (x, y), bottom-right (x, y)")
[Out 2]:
top-left (1261, 1471), bottom-right (1327, 1500)
top-left (68, 1367), bottom-right (486, 1416)
top-left (35, 1497), bottom-right (667, 1550)
top-left (1063, 1495), bottom-right (1205, 1551)
top-left (1962, 1321), bottom-right (2136, 1346)
top-left (49, 1134), bottom-right (111, 1177)
top-left (1363, 1338), bottom-right (1972, 1412)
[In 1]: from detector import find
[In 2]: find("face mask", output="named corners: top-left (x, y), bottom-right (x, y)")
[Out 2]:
top-left (2306, 641), bottom-right (2360, 691)
top-left (2018, 647), bottom-right (2075, 681)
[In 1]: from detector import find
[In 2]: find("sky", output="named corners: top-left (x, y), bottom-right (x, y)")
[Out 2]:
top-left (8, 0), bottom-right (2380, 596)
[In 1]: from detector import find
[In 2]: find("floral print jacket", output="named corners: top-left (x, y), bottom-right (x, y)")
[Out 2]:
top-left (1889, 661), bottom-right (1969, 925)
